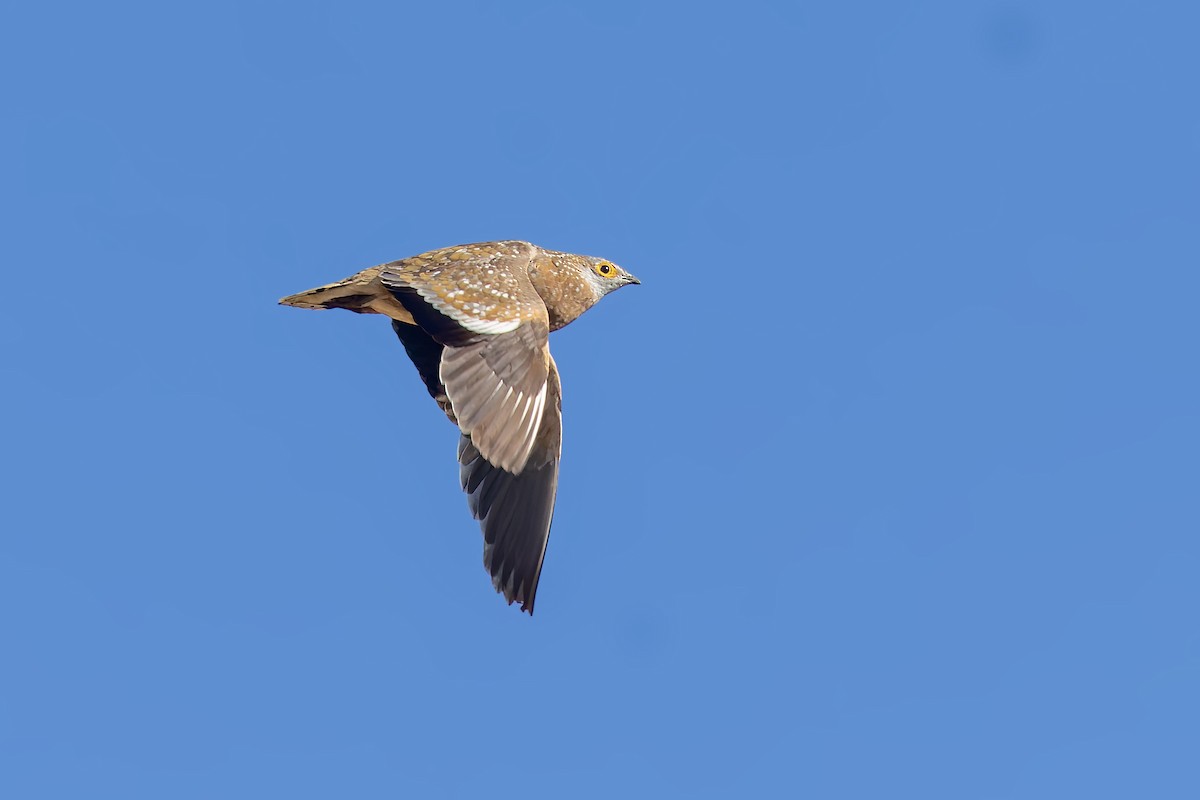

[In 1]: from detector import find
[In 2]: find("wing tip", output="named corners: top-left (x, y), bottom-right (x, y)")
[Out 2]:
top-left (487, 552), bottom-right (540, 616)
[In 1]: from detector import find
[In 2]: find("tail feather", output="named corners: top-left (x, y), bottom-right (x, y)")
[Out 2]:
top-left (279, 277), bottom-right (374, 312)
top-left (278, 265), bottom-right (413, 323)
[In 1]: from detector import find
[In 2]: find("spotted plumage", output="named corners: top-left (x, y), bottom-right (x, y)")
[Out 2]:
top-left (279, 240), bottom-right (639, 614)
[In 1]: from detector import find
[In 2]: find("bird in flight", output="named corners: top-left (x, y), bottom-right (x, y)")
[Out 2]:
top-left (279, 241), bottom-right (640, 614)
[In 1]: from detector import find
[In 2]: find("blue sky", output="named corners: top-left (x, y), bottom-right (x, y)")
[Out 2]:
top-left (2, 1), bottom-right (1198, 797)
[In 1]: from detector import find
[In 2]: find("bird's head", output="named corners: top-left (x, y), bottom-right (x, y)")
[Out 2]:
top-left (580, 255), bottom-right (641, 297)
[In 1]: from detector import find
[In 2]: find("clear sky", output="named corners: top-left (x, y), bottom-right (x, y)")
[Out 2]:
top-left (2, 1), bottom-right (1197, 797)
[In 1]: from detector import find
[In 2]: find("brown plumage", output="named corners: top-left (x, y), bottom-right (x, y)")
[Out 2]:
top-left (279, 241), bottom-right (639, 614)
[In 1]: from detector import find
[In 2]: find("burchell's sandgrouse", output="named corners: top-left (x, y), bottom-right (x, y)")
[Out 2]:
top-left (279, 240), bottom-right (639, 614)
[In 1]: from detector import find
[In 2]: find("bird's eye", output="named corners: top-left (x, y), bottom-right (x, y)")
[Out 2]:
top-left (595, 262), bottom-right (615, 277)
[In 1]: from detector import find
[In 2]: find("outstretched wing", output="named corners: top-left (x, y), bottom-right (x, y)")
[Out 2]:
top-left (458, 357), bottom-right (563, 614)
top-left (388, 320), bottom-right (564, 615)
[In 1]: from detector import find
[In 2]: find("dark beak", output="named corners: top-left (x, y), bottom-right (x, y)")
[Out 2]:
top-left (624, 273), bottom-right (641, 286)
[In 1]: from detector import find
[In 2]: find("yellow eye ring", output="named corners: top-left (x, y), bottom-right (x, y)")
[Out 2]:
top-left (594, 262), bottom-right (615, 277)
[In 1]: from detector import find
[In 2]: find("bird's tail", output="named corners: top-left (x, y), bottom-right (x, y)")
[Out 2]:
top-left (278, 268), bottom-right (381, 313)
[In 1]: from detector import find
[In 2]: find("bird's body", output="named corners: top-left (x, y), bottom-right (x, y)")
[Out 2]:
top-left (279, 241), bottom-right (638, 613)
